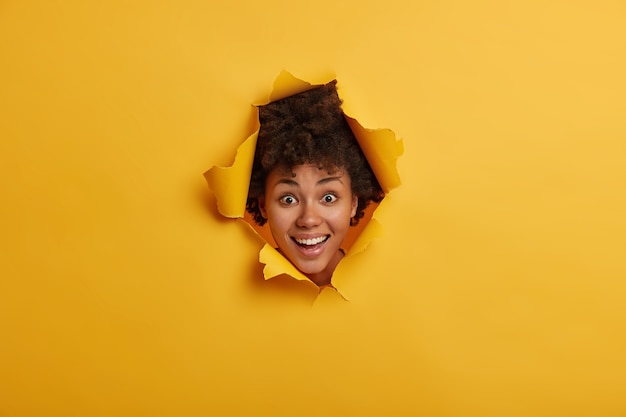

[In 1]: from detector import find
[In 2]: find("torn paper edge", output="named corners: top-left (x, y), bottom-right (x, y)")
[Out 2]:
top-left (204, 70), bottom-right (403, 290)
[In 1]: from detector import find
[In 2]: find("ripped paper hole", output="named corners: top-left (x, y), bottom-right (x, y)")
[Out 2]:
top-left (205, 71), bottom-right (403, 296)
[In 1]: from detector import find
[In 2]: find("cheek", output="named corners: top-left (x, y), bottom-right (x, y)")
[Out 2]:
top-left (327, 204), bottom-right (355, 228)
top-left (266, 207), bottom-right (293, 234)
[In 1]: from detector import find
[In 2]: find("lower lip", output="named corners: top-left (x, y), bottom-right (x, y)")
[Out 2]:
top-left (292, 237), bottom-right (329, 258)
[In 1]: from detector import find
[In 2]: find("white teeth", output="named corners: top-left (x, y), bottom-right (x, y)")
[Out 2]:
top-left (294, 236), bottom-right (327, 246)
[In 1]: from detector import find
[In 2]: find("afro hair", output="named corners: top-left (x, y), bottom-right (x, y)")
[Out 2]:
top-left (246, 80), bottom-right (384, 226)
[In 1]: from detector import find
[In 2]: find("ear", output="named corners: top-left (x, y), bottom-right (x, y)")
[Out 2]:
top-left (258, 196), bottom-right (267, 219)
top-left (350, 195), bottom-right (358, 218)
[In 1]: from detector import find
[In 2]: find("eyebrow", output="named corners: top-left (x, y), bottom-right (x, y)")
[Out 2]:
top-left (274, 176), bottom-right (344, 187)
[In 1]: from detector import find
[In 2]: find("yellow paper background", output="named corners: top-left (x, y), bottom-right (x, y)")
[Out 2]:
top-left (1, 1), bottom-right (626, 416)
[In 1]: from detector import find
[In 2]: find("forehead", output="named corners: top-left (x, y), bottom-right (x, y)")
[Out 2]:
top-left (266, 163), bottom-right (350, 184)
top-left (274, 163), bottom-right (343, 176)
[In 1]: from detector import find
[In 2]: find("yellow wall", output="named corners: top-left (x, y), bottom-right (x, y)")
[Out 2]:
top-left (1, 1), bottom-right (625, 416)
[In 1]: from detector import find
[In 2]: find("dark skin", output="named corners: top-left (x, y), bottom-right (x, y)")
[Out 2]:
top-left (260, 164), bottom-right (358, 286)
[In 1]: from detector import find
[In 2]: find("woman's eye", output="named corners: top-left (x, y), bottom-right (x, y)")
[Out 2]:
top-left (279, 195), bottom-right (297, 205)
top-left (322, 193), bottom-right (338, 203)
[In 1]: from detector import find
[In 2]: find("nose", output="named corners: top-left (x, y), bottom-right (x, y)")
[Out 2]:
top-left (296, 202), bottom-right (322, 228)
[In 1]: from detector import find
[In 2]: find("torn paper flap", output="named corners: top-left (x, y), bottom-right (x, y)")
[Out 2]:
top-left (345, 115), bottom-right (403, 194)
top-left (204, 131), bottom-right (258, 219)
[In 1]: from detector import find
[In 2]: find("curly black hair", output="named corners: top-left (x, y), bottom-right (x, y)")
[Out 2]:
top-left (246, 80), bottom-right (384, 226)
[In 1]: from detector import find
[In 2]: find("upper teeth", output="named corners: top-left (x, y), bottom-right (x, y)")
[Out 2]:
top-left (295, 236), bottom-right (327, 246)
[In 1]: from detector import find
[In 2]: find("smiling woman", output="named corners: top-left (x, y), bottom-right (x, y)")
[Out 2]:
top-left (246, 81), bottom-right (384, 286)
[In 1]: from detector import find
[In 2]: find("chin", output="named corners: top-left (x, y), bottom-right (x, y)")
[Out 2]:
top-left (292, 259), bottom-right (329, 276)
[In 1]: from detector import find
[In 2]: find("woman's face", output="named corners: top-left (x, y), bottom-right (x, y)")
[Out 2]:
top-left (260, 164), bottom-right (358, 284)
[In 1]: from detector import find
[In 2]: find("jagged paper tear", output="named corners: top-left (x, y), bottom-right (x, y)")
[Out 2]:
top-left (204, 71), bottom-right (403, 292)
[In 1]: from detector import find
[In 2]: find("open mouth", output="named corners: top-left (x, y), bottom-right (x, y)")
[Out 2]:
top-left (291, 235), bottom-right (330, 248)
